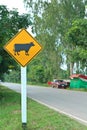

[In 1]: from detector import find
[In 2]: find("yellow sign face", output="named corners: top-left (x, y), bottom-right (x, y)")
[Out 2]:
top-left (4, 29), bottom-right (42, 67)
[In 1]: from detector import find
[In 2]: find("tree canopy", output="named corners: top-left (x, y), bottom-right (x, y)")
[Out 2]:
top-left (3, 0), bottom-right (87, 83)
top-left (0, 5), bottom-right (31, 80)
top-left (23, 0), bottom-right (87, 81)
top-left (66, 19), bottom-right (87, 49)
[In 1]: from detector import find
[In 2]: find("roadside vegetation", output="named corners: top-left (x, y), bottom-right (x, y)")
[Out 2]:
top-left (0, 1), bottom-right (87, 129)
top-left (0, 0), bottom-right (87, 85)
top-left (0, 85), bottom-right (87, 130)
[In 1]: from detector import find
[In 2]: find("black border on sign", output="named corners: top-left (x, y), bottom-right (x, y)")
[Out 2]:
top-left (3, 28), bottom-right (42, 67)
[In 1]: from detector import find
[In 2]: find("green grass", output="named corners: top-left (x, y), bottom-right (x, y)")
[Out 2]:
top-left (28, 81), bottom-right (49, 87)
top-left (0, 85), bottom-right (87, 130)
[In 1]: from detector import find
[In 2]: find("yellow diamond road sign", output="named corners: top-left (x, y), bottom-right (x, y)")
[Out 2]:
top-left (4, 29), bottom-right (42, 67)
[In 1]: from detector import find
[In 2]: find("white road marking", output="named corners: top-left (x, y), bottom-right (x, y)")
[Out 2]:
top-left (30, 97), bottom-right (87, 126)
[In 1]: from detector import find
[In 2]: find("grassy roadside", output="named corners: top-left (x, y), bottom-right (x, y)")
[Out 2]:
top-left (0, 85), bottom-right (87, 130)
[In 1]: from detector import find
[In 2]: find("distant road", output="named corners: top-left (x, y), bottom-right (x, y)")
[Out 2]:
top-left (1, 82), bottom-right (87, 126)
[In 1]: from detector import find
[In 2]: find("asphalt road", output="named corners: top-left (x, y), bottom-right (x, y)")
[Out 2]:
top-left (1, 82), bottom-right (87, 125)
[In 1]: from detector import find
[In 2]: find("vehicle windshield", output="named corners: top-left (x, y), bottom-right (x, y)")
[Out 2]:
top-left (54, 80), bottom-right (63, 82)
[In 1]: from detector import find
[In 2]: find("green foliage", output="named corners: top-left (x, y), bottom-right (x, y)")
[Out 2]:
top-left (4, 70), bottom-right (20, 83)
top-left (0, 5), bottom-right (31, 80)
top-left (66, 19), bottom-right (87, 49)
top-left (23, 0), bottom-right (87, 81)
top-left (65, 19), bottom-right (87, 74)
top-left (27, 58), bottom-right (48, 83)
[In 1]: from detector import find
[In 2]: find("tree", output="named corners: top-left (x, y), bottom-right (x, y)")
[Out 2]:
top-left (66, 19), bottom-right (87, 49)
top-left (24, 0), bottom-right (65, 80)
top-left (24, 0), bottom-right (86, 80)
top-left (57, 0), bottom-right (85, 75)
top-left (65, 19), bottom-right (87, 74)
top-left (0, 5), bottom-right (31, 80)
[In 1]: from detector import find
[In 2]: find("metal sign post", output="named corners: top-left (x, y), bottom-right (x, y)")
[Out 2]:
top-left (21, 66), bottom-right (27, 129)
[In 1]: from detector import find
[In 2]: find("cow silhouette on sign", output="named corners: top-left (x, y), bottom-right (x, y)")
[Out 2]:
top-left (14, 42), bottom-right (35, 55)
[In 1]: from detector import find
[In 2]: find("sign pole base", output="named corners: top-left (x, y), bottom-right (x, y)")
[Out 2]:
top-left (22, 123), bottom-right (27, 130)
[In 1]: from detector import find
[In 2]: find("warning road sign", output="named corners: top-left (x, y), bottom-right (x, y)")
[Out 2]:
top-left (4, 29), bottom-right (42, 67)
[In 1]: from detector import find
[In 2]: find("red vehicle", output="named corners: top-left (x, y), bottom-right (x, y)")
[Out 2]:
top-left (48, 79), bottom-right (69, 89)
